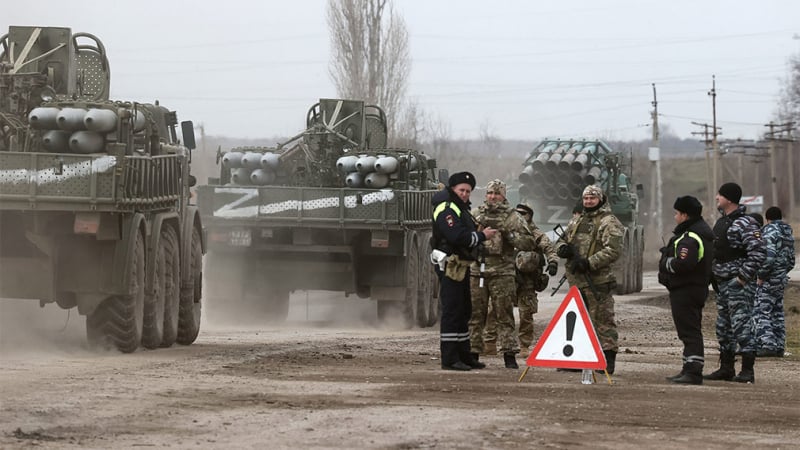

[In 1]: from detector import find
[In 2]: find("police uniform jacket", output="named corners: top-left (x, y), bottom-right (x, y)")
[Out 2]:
top-left (431, 188), bottom-right (485, 260)
top-left (711, 205), bottom-right (766, 282)
top-left (658, 216), bottom-right (714, 291)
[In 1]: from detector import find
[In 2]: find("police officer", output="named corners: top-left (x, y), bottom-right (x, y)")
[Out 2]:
top-left (555, 185), bottom-right (624, 374)
top-left (755, 206), bottom-right (795, 357)
top-left (468, 180), bottom-right (535, 369)
top-left (512, 203), bottom-right (558, 355)
top-left (705, 182), bottom-right (766, 383)
top-left (658, 196), bottom-right (714, 385)
top-left (431, 171), bottom-right (497, 371)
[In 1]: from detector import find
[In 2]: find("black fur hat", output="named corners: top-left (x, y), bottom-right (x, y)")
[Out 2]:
top-left (673, 195), bottom-right (702, 217)
top-left (448, 171), bottom-right (476, 189)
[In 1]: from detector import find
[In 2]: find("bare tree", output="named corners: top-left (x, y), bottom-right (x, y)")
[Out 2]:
top-left (777, 52), bottom-right (800, 124)
top-left (327, 0), bottom-right (411, 142)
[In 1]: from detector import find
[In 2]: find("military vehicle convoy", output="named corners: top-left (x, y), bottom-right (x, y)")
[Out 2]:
top-left (517, 138), bottom-right (644, 294)
top-left (197, 99), bottom-right (442, 328)
top-left (0, 26), bottom-right (204, 352)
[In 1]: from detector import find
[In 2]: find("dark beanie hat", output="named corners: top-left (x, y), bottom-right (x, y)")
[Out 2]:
top-left (765, 206), bottom-right (782, 221)
top-left (673, 195), bottom-right (702, 217)
top-left (448, 171), bottom-right (476, 189)
top-left (718, 182), bottom-right (742, 204)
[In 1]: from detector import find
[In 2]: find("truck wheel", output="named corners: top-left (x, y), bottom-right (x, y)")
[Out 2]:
top-left (635, 226), bottom-right (644, 292)
top-left (377, 234), bottom-right (418, 329)
top-left (86, 230), bottom-right (145, 353)
top-left (177, 226), bottom-right (202, 345)
top-left (417, 231), bottom-right (437, 327)
top-left (141, 240), bottom-right (166, 349)
top-left (615, 229), bottom-right (630, 295)
top-left (160, 225), bottom-right (181, 347)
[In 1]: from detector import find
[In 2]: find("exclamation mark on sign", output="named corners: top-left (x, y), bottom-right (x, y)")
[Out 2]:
top-left (562, 311), bottom-right (576, 357)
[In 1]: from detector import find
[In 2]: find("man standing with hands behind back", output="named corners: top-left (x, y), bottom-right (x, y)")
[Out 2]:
top-left (705, 182), bottom-right (765, 384)
top-left (658, 196), bottom-right (714, 385)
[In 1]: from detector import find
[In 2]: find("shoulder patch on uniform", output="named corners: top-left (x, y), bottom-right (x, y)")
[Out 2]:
top-left (679, 247), bottom-right (689, 259)
top-left (754, 230), bottom-right (761, 239)
top-left (446, 214), bottom-right (455, 227)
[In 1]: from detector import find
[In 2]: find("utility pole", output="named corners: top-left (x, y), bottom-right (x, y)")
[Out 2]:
top-left (691, 122), bottom-right (719, 218)
top-left (648, 83), bottom-right (663, 240)
top-left (708, 75), bottom-right (721, 197)
top-left (763, 121), bottom-right (796, 219)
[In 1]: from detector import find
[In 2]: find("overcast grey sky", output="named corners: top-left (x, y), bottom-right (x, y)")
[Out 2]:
top-left (4, 1), bottom-right (799, 142)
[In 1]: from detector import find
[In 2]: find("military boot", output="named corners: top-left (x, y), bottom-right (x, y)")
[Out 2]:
top-left (599, 350), bottom-right (617, 375)
top-left (733, 352), bottom-right (755, 384)
top-left (503, 352), bottom-right (519, 369)
top-left (703, 351), bottom-right (735, 381)
top-left (670, 362), bottom-right (703, 385)
top-left (466, 352), bottom-right (486, 369)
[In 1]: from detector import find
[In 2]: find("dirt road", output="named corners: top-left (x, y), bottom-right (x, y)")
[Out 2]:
top-left (1, 272), bottom-right (799, 449)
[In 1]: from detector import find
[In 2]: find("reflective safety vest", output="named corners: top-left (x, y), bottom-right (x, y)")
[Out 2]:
top-left (675, 231), bottom-right (704, 261)
top-left (433, 201), bottom-right (461, 220)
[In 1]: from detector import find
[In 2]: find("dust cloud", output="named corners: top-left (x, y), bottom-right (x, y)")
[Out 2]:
top-left (0, 298), bottom-right (97, 357)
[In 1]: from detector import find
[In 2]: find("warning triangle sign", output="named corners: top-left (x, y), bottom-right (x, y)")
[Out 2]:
top-left (525, 285), bottom-right (606, 370)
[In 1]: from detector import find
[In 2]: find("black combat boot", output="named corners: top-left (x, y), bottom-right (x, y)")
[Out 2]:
top-left (703, 351), bottom-right (735, 381)
top-left (466, 352), bottom-right (486, 369)
top-left (733, 352), bottom-right (755, 384)
top-left (441, 361), bottom-right (471, 371)
top-left (599, 350), bottom-right (616, 375)
top-left (670, 362), bottom-right (703, 385)
top-left (503, 352), bottom-right (519, 369)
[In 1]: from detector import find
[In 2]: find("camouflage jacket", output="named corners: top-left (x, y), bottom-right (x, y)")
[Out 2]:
top-left (517, 223), bottom-right (558, 288)
top-left (758, 219), bottom-right (795, 279)
top-left (712, 205), bottom-right (766, 281)
top-left (470, 200), bottom-right (535, 277)
top-left (557, 202), bottom-right (623, 287)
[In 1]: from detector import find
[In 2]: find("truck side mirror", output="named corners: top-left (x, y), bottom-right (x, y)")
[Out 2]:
top-left (438, 169), bottom-right (449, 185)
top-left (181, 121), bottom-right (196, 150)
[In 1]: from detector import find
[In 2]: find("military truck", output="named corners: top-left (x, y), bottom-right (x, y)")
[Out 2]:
top-left (517, 138), bottom-right (644, 294)
top-left (197, 99), bottom-right (442, 328)
top-left (0, 26), bottom-right (204, 352)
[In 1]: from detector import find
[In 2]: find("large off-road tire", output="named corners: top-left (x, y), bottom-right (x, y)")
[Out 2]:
top-left (141, 238), bottom-right (166, 349)
top-left (615, 229), bottom-right (631, 295)
top-left (177, 226), bottom-right (202, 345)
top-left (86, 230), bottom-right (145, 353)
top-left (417, 231), bottom-right (438, 327)
top-left (160, 225), bottom-right (181, 347)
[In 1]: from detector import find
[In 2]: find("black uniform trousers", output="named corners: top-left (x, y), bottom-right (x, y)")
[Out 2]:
top-left (436, 266), bottom-right (472, 366)
top-left (668, 284), bottom-right (707, 359)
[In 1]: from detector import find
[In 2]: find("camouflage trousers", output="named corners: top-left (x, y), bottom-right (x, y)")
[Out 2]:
top-left (714, 278), bottom-right (757, 354)
top-left (579, 283), bottom-right (618, 352)
top-left (754, 275), bottom-right (787, 353)
top-left (469, 275), bottom-right (519, 354)
top-left (484, 283), bottom-right (538, 349)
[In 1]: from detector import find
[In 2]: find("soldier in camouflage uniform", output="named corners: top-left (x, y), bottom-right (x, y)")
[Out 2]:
top-left (512, 203), bottom-right (558, 354)
top-left (482, 204), bottom-right (559, 356)
top-left (755, 206), bottom-right (795, 357)
top-left (705, 182), bottom-right (766, 384)
top-left (469, 179), bottom-right (535, 369)
top-left (555, 185), bottom-right (624, 374)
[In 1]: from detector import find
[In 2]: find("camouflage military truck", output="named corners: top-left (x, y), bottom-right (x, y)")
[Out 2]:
top-left (197, 99), bottom-right (442, 328)
top-left (0, 26), bottom-right (204, 352)
top-left (517, 138), bottom-right (644, 294)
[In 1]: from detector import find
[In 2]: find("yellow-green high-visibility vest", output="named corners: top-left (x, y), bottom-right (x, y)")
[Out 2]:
top-left (674, 231), bottom-right (704, 261)
top-left (433, 202), bottom-right (461, 220)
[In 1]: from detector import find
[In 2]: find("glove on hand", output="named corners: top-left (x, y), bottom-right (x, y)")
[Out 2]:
top-left (569, 257), bottom-right (590, 274)
top-left (546, 261), bottom-right (558, 276)
top-left (556, 244), bottom-right (575, 258)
